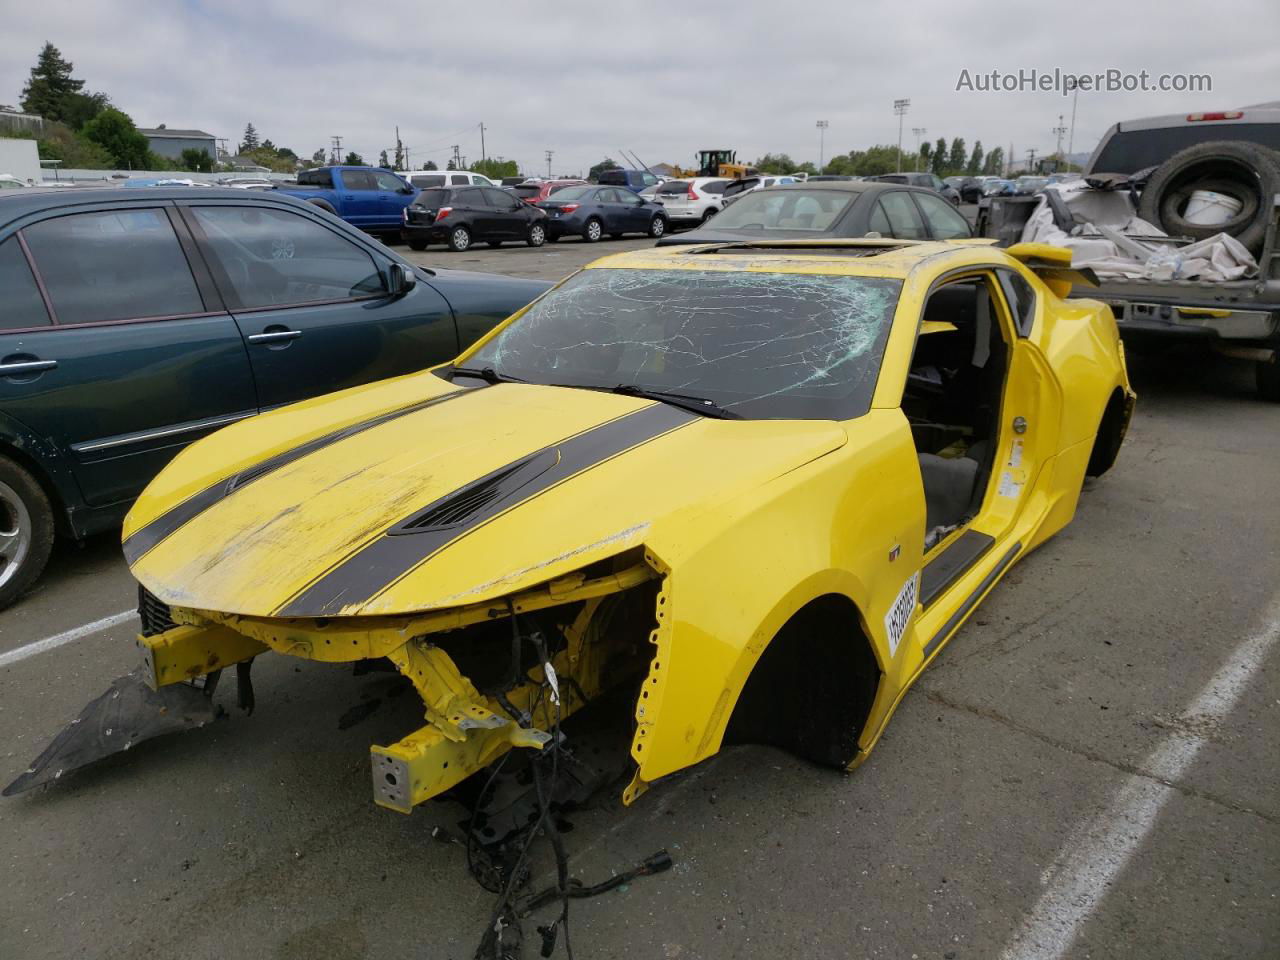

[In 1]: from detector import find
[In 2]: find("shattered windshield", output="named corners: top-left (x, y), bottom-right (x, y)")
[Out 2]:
top-left (467, 267), bottom-right (901, 420)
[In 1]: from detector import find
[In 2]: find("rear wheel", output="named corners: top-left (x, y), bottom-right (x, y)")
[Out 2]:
top-left (648, 215), bottom-right (667, 238)
top-left (448, 226), bottom-right (472, 252)
top-left (583, 218), bottom-right (603, 242)
top-left (527, 223), bottom-right (546, 247)
top-left (0, 458), bottom-right (55, 610)
top-left (700, 207), bottom-right (717, 223)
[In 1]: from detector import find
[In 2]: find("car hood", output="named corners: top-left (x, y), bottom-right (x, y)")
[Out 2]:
top-left (125, 373), bottom-right (847, 619)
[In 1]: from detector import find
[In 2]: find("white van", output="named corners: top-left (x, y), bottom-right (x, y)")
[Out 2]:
top-left (397, 170), bottom-right (497, 189)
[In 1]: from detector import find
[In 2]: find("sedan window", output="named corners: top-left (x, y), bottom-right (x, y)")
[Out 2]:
top-left (23, 209), bottom-right (204, 324)
top-left (914, 192), bottom-right (971, 239)
top-left (450, 175), bottom-right (470, 185)
top-left (190, 206), bottom-right (385, 309)
top-left (710, 188), bottom-right (853, 232)
top-left (468, 267), bottom-right (902, 421)
top-left (879, 192), bottom-right (927, 240)
top-left (482, 188), bottom-right (516, 208)
top-left (0, 237), bottom-right (52, 329)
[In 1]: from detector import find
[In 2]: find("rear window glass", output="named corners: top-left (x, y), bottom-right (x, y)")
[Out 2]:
top-left (710, 188), bottom-right (854, 232)
top-left (410, 174), bottom-right (446, 188)
top-left (413, 189), bottom-right (449, 206)
top-left (656, 181), bottom-right (689, 195)
top-left (545, 186), bottom-right (592, 202)
top-left (549, 183), bottom-right (581, 195)
top-left (513, 184), bottom-right (543, 198)
top-left (597, 171), bottom-right (627, 184)
top-left (1090, 123), bottom-right (1280, 174)
top-left (297, 169), bottom-right (334, 188)
top-left (701, 181), bottom-right (731, 195)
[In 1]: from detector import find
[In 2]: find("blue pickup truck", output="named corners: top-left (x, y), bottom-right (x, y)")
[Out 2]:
top-left (274, 166), bottom-right (417, 237)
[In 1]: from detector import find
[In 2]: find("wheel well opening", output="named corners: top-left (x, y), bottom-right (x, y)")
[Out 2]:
top-left (725, 594), bottom-right (881, 768)
top-left (0, 442), bottom-right (66, 537)
top-left (1086, 387), bottom-right (1129, 478)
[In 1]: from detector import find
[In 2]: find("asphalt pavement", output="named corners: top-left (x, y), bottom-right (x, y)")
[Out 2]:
top-left (1, 236), bottom-right (1276, 960)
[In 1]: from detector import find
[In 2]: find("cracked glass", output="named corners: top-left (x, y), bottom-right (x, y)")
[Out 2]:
top-left (469, 267), bottom-right (901, 419)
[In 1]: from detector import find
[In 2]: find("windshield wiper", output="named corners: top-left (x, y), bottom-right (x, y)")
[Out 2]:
top-left (450, 365), bottom-right (525, 384)
top-left (611, 384), bottom-right (742, 419)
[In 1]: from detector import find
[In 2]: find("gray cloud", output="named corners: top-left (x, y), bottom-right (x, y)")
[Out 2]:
top-left (4, 0), bottom-right (1277, 174)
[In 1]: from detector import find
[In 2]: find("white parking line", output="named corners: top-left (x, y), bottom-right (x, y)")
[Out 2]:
top-left (999, 597), bottom-right (1280, 960)
top-left (0, 610), bottom-right (137, 669)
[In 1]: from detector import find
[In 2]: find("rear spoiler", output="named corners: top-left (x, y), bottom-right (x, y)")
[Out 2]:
top-left (1006, 242), bottom-right (1100, 297)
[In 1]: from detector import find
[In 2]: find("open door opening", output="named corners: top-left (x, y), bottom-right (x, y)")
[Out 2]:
top-left (902, 275), bottom-right (1010, 552)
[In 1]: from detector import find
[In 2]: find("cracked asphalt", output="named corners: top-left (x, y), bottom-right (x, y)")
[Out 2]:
top-left (1, 237), bottom-right (1277, 959)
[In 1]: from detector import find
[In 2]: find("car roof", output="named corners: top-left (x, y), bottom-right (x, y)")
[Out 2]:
top-left (0, 185), bottom-right (314, 229)
top-left (582, 238), bottom-right (998, 280)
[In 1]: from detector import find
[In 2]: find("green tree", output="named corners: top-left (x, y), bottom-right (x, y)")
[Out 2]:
top-left (445, 158), bottom-right (456, 170)
top-left (180, 148), bottom-right (214, 172)
top-left (422, 160), bottom-right (438, 171)
top-left (378, 149), bottom-right (390, 168)
top-left (19, 43), bottom-right (85, 124)
top-left (240, 123), bottom-right (259, 153)
top-left (310, 148), bottom-right (326, 165)
top-left (61, 91), bottom-right (110, 130)
top-left (19, 120), bottom-right (113, 169)
top-left (983, 146), bottom-right (1004, 176)
top-left (473, 157), bottom-right (518, 180)
top-left (948, 138), bottom-right (966, 174)
top-left (82, 108), bottom-right (149, 168)
top-left (754, 153), bottom-right (797, 174)
top-left (343, 151), bottom-right (364, 166)
top-left (931, 137), bottom-right (947, 175)
top-left (967, 141), bottom-right (984, 175)
top-left (919, 141), bottom-right (932, 167)
top-left (588, 157), bottom-right (621, 181)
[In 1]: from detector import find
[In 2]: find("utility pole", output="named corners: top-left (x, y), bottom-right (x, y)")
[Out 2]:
top-left (330, 136), bottom-right (343, 165)
top-left (1007, 141), bottom-right (1013, 177)
top-left (479, 123), bottom-right (487, 165)
top-left (893, 99), bottom-right (910, 172)
top-left (545, 150), bottom-right (554, 178)
top-left (1027, 147), bottom-right (1037, 173)
top-left (394, 125), bottom-right (405, 170)
top-left (1052, 115), bottom-right (1067, 170)
top-left (451, 144), bottom-right (461, 170)
top-left (912, 127), bottom-right (927, 172)
top-left (1067, 77), bottom-right (1080, 167)
top-left (815, 120), bottom-right (829, 172)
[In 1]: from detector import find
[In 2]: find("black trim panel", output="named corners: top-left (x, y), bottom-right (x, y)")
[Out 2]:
top-left (122, 387), bottom-right (478, 565)
top-left (922, 541), bottom-right (1021, 659)
top-left (277, 403), bottom-right (696, 617)
top-left (920, 530), bottom-right (995, 608)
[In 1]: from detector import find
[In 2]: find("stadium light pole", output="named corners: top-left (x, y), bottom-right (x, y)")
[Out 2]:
top-left (912, 127), bottom-right (927, 172)
top-left (893, 99), bottom-right (911, 172)
top-left (816, 120), bottom-right (829, 172)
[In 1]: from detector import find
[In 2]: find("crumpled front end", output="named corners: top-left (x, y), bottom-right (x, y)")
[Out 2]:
top-left (9, 546), bottom-right (669, 813)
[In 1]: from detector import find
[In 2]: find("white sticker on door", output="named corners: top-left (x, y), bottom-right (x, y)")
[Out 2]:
top-left (884, 572), bottom-right (920, 658)
top-left (998, 471), bottom-right (1022, 499)
top-left (1008, 438), bottom-right (1023, 468)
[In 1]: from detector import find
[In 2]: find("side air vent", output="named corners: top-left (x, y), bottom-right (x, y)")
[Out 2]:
top-left (138, 585), bottom-right (178, 637)
top-left (392, 448), bottom-right (559, 534)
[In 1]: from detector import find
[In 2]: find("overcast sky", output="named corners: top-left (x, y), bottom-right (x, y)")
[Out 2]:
top-left (4, 0), bottom-right (1278, 174)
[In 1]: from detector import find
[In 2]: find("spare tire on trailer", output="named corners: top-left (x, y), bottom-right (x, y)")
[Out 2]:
top-left (1137, 140), bottom-right (1280, 255)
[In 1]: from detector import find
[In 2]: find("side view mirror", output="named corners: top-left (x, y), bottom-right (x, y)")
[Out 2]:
top-left (389, 262), bottom-right (417, 295)
top-left (399, 185), bottom-right (415, 194)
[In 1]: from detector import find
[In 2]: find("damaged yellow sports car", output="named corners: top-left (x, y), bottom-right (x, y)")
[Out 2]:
top-left (7, 239), bottom-right (1134, 813)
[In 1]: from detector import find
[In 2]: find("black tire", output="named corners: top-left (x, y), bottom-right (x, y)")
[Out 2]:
top-left (527, 223), bottom-right (546, 247)
top-left (486, 240), bottom-right (502, 249)
top-left (307, 199), bottom-right (338, 215)
top-left (1137, 140), bottom-right (1280, 255)
top-left (582, 218), bottom-right (602, 243)
top-left (0, 457), bottom-right (55, 610)
top-left (1085, 390), bottom-right (1132, 478)
top-left (407, 239), bottom-right (428, 251)
top-left (649, 215), bottom-right (667, 238)
top-left (447, 226), bottom-right (472, 252)
top-left (701, 207), bottom-right (717, 223)
top-left (1258, 352), bottom-right (1280, 402)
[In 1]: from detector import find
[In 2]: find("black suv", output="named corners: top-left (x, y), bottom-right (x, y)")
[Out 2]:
top-left (402, 186), bottom-right (549, 252)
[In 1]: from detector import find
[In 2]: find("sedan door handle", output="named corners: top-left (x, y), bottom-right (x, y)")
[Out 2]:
top-left (247, 330), bottom-right (303, 344)
top-left (0, 359), bottom-right (58, 375)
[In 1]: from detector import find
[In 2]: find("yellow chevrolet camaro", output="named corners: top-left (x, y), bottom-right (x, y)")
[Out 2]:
top-left (8, 239), bottom-right (1134, 812)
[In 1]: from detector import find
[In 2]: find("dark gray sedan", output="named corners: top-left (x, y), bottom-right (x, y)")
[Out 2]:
top-left (656, 181), bottom-right (972, 246)
top-left (536, 185), bottom-right (669, 242)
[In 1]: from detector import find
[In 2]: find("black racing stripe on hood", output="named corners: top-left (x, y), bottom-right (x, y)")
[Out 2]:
top-left (122, 386), bottom-right (481, 566)
top-left (275, 403), bottom-right (696, 618)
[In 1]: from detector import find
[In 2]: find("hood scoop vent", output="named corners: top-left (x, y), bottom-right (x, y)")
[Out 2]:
top-left (391, 448), bottom-right (559, 534)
